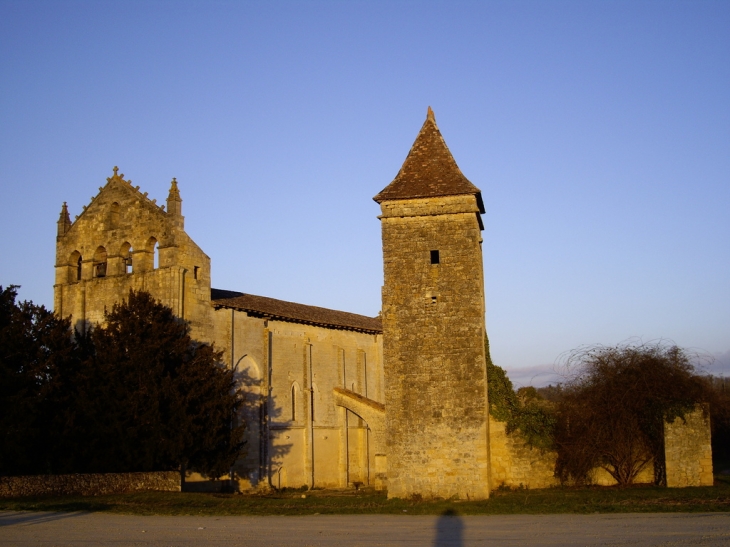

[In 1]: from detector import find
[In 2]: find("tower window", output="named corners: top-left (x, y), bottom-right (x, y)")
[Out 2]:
top-left (430, 250), bottom-right (440, 264)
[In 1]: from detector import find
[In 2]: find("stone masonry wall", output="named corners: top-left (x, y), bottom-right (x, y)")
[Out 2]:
top-left (488, 417), bottom-right (558, 489)
top-left (664, 406), bottom-right (714, 487)
top-left (589, 464), bottom-right (654, 486)
top-left (333, 387), bottom-right (387, 490)
top-left (0, 471), bottom-right (180, 498)
top-left (54, 170), bottom-right (212, 342)
top-left (208, 308), bottom-right (384, 490)
top-left (489, 407), bottom-right (713, 489)
top-left (380, 195), bottom-right (489, 500)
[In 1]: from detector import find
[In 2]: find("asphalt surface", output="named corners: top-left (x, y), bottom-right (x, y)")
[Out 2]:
top-left (1, 511), bottom-right (729, 546)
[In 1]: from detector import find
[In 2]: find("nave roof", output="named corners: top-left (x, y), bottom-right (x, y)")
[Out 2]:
top-left (211, 289), bottom-right (382, 334)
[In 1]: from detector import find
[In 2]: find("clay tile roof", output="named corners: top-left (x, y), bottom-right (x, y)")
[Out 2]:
top-left (373, 107), bottom-right (483, 205)
top-left (211, 289), bottom-right (382, 334)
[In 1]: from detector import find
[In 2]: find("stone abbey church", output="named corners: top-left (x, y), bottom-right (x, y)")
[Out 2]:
top-left (54, 109), bottom-right (712, 498)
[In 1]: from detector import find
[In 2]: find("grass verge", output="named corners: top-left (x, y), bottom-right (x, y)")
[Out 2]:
top-left (1, 477), bottom-right (729, 517)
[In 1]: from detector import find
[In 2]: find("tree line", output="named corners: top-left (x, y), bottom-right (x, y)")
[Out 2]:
top-left (0, 286), bottom-right (244, 478)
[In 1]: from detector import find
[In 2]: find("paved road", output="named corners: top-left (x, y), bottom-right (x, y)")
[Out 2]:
top-left (1, 511), bottom-right (729, 546)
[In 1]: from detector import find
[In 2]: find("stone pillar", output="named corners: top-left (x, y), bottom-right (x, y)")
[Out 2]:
top-left (664, 406), bottom-right (714, 487)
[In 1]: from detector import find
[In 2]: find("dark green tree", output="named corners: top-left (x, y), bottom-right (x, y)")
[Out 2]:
top-left (554, 342), bottom-right (707, 486)
top-left (0, 286), bottom-right (245, 478)
top-left (0, 285), bottom-right (77, 475)
top-left (79, 289), bottom-right (245, 476)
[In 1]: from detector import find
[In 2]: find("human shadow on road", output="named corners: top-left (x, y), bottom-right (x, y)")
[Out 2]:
top-left (433, 508), bottom-right (463, 547)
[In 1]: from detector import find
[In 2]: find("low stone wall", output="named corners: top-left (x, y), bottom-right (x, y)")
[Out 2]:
top-left (488, 416), bottom-right (559, 489)
top-left (489, 404), bottom-right (714, 490)
top-left (0, 471), bottom-right (180, 498)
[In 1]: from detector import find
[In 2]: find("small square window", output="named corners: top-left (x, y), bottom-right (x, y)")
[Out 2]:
top-left (430, 250), bottom-right (440, 265)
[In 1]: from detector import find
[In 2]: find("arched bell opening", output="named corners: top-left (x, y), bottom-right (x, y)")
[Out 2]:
top-left (68, 250), bottom-right (82, 282)
top-left (120, 242), bottom-right (133, 274)
top-left (92, 246), bottom-right (107, 278)
top-left (145, 236), bottom-right (159, 270)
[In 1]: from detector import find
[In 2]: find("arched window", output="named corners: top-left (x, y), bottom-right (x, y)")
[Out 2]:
top-left (120, 242), bottom-right (132, 274)
top-left (92, 246), bottom-right (107, 278)
top-left (109, 202), bottom-right (120, 229)
top-left (291, 383), bottom-right (301, 422)
top-left (291, 385), bottom-right (297, 421)
top-left (146, 236), bottom-right (159, 270)
top-left (69, 251), bottom-right (82, 282)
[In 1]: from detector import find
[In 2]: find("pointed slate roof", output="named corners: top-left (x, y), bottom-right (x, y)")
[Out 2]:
top-left (374, 107), bottom-right (483, 207)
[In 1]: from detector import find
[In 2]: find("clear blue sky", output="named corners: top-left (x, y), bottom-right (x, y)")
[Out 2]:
top-left (1, 0), bottom-right (728, 381)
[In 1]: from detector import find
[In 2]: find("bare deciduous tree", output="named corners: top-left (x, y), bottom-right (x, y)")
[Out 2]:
top-left (554, 342), bottom-right (707, 486)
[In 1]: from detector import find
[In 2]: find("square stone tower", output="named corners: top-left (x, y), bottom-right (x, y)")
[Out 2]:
top-left (374, 108), bottom-right (489, 500)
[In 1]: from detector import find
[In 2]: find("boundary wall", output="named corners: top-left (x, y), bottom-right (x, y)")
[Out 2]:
top-left (0, 471), bottom-right (180, 498)
top-left (489, 406), bottom-right (713, 489)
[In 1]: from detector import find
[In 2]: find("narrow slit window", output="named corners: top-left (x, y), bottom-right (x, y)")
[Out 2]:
top-left (291, 385), bottom-right (296, 421)
top-left (194, 266), bottom-right (199, 280)
top-left (430, 250), bottom-right (440, 264)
